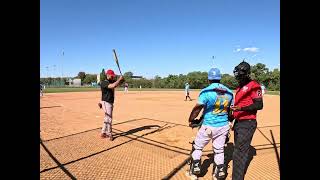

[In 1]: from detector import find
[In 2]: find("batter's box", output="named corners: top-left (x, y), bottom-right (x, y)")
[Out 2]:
top-left (40, 129), bottom-right (137, 172)
top-left (112, 118), bottom-right (177, 138)
top-left (40, 118), bottom-right (184, 174)
top-left (61, 138), bottom-right (190, 180)
top-left (113, 118), bottom-right (216, 155)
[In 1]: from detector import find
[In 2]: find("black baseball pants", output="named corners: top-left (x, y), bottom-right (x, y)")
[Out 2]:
top-left (232, 119), bottom-right (257, 180)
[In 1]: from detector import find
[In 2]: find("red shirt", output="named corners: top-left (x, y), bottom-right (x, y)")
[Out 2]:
top-left (233, 80), bottom-right (262, 120)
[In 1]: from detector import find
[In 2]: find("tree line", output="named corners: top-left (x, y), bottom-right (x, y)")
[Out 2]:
top-left (40, 63), bottom-right (279, 91)
top-left (99, 63), bottom-right (279, 90)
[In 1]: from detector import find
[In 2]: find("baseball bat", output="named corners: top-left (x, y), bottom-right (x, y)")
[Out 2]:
top-left (112, 49), bottom-right (122, 75)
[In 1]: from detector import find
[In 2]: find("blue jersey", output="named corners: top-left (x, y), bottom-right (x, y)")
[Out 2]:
top-left (198, 83), bottom-right (233, 127)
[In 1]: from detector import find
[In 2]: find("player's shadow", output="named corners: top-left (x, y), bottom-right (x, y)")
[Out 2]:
top-left (244, 145), bottom-right (257, 175)
top-left (198, 143), bottom-right (256, 179)
top-left (112, 125), bottom-right (161, 140)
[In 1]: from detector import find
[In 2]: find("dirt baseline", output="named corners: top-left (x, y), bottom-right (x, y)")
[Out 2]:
top-left (40, 91), bottom-right (280, 180)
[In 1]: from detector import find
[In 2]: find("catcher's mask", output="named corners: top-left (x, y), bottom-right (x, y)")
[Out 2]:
top-left (233, 61), bottom-right (251, 84)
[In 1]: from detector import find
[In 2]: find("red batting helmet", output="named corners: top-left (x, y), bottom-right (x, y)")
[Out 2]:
top-left (105, 69), bottom-right (116, 77)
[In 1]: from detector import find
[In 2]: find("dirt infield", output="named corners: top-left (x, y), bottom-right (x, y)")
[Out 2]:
top-left (40, 91), bottom-right (280, 180)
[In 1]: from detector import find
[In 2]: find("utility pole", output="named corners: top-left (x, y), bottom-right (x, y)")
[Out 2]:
top-left (46, 66), bottom-right (49, 78)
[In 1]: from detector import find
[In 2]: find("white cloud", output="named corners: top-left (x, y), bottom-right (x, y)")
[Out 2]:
top-left (252, 54), bottom-right (257, 58)
top-left (234, 47), bottom-right (259, 53)
top-left (233, 48), bottom-right (241, 52)
top-left (243, 47), bottom-right (259, 53)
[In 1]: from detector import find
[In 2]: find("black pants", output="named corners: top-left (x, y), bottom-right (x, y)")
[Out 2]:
top-left (232, 119), bottom-right (257, 180)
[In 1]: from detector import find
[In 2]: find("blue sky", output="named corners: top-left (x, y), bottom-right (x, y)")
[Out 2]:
top-left (40, 0), bottom-right (279, 79)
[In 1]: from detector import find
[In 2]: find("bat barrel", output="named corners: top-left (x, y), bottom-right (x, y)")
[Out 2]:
top-left (112, 49), bottom-right (122, 75)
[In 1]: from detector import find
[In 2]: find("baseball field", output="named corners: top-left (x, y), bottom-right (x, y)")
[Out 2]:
top-left (40, 90), bottom-right (280, 180)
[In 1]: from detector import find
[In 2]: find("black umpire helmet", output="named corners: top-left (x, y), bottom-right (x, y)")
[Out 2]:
top-left (233, 61), bottom-right (251, 82)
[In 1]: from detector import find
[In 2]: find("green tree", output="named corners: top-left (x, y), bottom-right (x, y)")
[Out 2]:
top-left (153, 75), bottom-right (162, 88)
top-left (84, 62), bottom-right (280, 90)
top-left (100, 69), bottom-right (106, 82)
top-left (251, 63), bottom-right (270, 86)
top-left (124, 71), bottom-right (133, 78)
top-left (186, 71), bottom-right (208, 89)
top-left (77, 72), bottom-right (86, 82)
top-left (83, 74), bottom-right (97, 84)
top-left (221, 74), bottom-right (238, 89)
top-left (268, 68), bottom-right (280, 90)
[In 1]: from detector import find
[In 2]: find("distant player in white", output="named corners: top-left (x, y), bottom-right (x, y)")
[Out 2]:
top-left (261, 84), bottom-right (266, 95)
top-left (185, 82), bottom-right (192, 101)
top-left (40, 84), bottom-right (43, 96)
top-left (124, 83), bottom-right (129, 93)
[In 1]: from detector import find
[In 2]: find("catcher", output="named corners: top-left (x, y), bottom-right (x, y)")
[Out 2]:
top-left (187, 67), bottom-right (234, 180)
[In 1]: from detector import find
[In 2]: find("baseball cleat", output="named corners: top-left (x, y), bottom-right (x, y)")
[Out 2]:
top-left (109, 135), bottom-right (114, 141)
top-left (191, 160), bottom-right (201, 175)
top-left (213, 164), bottom-right (227, 180)
top-left (100, 133), bottom-right (107, 138)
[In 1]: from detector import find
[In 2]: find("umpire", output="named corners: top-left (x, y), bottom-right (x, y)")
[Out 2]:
top-left (230, 61), bottom-right (264, 180)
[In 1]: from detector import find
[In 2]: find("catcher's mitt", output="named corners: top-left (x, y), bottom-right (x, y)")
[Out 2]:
top-left (98, 103), bottom-right (102, 109)
top-left (189, 118), bottom-right (202, 128)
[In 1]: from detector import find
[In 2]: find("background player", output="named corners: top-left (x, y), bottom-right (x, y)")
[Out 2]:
top-left (185, 82), bottom-right (192, 101)
top-left (187, 68), bottom-right (233, 180)
top-left (124, 82), bottom-right (129, 93)
top-left (40, 83), bottom-right (43, 96)
top-left (261, 83), bottom-right (266, 95)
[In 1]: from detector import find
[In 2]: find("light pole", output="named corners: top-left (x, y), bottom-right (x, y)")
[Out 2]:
top-left (40, 67), bottom-right (43, 78)
top-left (53, 65), bottom-right (56, 78)
top-left (61, 49), bottom-right (64, 78)
top-left (46, 66), bottom-right (49, 78)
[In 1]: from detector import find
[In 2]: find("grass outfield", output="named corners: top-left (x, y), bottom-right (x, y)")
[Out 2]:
top-left (43, 87), bottom-right (189, 93)
top-left (43, 87), bottom-right (280, 95)
top-left (43, 87), bottom-right (100, 93)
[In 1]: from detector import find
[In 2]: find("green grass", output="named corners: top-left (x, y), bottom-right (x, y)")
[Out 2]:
top-left (117, 88), bottom-right (187, 91)
top-left (265, 91), bottom-right (280, 95)
top-left (43, 87), bottom-right (100, 93)
top-left (43, 87), bottom-right (280, 95)
top-left (43, 87), bottom-right (186, 93)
